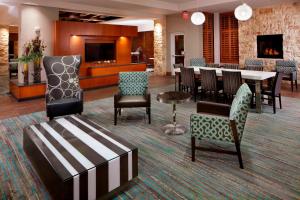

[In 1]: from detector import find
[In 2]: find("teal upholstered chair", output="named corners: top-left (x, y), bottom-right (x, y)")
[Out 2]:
top-left (190, 58), bottom-right (206, 66)
top-left (114, 72), bottom-right (151, 125)
top-left (190, 83), bottom-right (252, 168)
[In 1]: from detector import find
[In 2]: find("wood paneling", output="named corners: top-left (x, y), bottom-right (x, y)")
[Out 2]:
top-left (203, 13), bottom-right (214, 63)
top-left (132, 31), bottom-right (154, 63)
top-left (9, 63), bottom-right (146, 100)
top-left (87, 63), bottom-right (146, 77)
top-left (54, 21), bottom-right (138, 76)
top-left (220, 12), bottom-right (239, 64)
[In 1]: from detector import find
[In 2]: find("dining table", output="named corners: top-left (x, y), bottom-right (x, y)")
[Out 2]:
top-left (174, 66), bottom-right (276, 113)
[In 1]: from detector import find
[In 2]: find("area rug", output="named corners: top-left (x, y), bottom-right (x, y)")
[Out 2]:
top-left (0, 86), bottom-right (299, 199)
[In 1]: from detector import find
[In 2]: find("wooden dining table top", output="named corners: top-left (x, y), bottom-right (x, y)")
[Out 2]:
top-left (174, 66), bottom-right (276, 81)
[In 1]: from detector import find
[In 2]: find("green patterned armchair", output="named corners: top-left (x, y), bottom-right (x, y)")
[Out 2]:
top-left (190, 83), bottom-right (252, 168)
top-left (114, 71), bottom-right (151, 125)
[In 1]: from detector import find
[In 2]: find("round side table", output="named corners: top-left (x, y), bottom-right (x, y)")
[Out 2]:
top-left (157, 91), bottom-right (191, 135)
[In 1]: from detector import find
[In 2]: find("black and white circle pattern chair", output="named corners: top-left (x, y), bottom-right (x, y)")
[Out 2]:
top-left (43, 55), bottom-right (83, 120)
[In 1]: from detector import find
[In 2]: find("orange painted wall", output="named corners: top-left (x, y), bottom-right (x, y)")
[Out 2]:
top-left (54, 21), bottom-right (137, 76)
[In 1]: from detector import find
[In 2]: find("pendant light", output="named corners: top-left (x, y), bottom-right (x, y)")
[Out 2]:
top-left (191, 12), bottom-right (205, 25)
top-left (234, 3), bottom-right (253, 21)
top-left (190, 0), bottom-right (205, 25)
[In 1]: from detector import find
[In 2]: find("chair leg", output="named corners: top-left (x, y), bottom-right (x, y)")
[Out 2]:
top-left (295, 80), bottom-right (298, 90)
top-left (49, 117), bottom-right (53, 121)
top-left (291, 79), bottom-right (294, 92)
top-left (147, 107), bottom-right (151, 124)
top-left (191, 136), bottom-right (195, 162)
top-left (279, 94), bottom-right (282, 109)
top-left (114, 108), bottom-right (117, 125)
top-left (234, 142), bottom-right (244, 169)
top-left (118, 108), bottom-right (121, 116)
top-left (273, 95), bottom-right (276, 114)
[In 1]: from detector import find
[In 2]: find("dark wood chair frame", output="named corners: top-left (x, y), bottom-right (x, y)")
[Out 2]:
top-left (261, 72), bottom-right (283, 114)
top-left (191, 101), bottom-right (244, 169)
top-left (114, 89), bottom-right (151, 125)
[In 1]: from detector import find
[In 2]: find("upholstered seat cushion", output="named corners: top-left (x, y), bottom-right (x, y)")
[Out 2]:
top-left (118, 95), bottom-right (148, 107)
top-left (46, 98), bottom-right (83, 117)
top-left (190, 114), bottom-right (233, 142)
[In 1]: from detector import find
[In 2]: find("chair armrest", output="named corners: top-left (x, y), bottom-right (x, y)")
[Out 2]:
top-left (114, 92), bottom-right (122, 107)
top-left (45, 92), bottom-right (51, 104)
top-left (197, 101), bottom-right (230, 117)
top-left (76, 89), bottom-right (83, 101)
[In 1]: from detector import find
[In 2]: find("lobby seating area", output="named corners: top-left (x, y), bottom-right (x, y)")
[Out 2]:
top-left (0, 0), bottom-right (299, 199)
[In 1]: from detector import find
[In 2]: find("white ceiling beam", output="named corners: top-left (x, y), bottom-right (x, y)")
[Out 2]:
top-left (2, 0), bottom-right (164, 18)
top-left (179, 0), bottom-right (239, 11)
top-left (110, 0), bottom-right (179, 11)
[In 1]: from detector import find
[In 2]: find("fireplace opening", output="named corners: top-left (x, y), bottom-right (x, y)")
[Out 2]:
top-left (257, 34), bottom-right (283, 59)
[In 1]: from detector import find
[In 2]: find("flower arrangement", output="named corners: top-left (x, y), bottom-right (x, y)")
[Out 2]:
top-left (18, 36), bottom-right (46, 83)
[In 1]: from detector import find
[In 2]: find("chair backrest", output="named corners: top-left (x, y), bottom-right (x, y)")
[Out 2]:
top-left (272, 72), bottom-right (284, 96)
top-left (275, 60), bottom-right (297, 74)
top-left (190, 58), bottom-right (206, 66)
top-left (43, 55), bottom-right (81, 101)
top-left (229, 83), bottom-right (252, 140)
top-left (119, 72), bottom-right (148, 96)
top-left (180, 67), bottom-right (195, 88)
top-left (222, 71), bottom-right (242, 95)
top-left (206, 63), bottom-right (220, 68)
top-left (200, 69), bottom-right (217, 91)
top-left (221, 63), bottom-right (240, 69)
top-left (245, 59), bottom-right (263, 67)
top-left (173, 63), bottom-right (184, 69)
top-left (245, 65), bottom-right (264, 71)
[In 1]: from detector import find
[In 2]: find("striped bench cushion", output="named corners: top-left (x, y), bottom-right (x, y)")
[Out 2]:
top-left (23, 115), bottom-right (138, 200)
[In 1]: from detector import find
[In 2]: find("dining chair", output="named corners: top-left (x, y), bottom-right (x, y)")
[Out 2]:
top-left (261, 72), bottom-right (283, 114)
top-left (221, 63), bottom-right (240, 69)
top-left (245, 64), bottom-right (264, 107)
top-left (180, 67), bottom-right (200, 102)
top-left (206, 63), bottom-right (220, 68)
top-left (174, 63), bottom-right (184, 91)
top-left (244, 59), bottom-right (263, 69)
top-left (190, 83), bottom-right (252, 168)
top-left (190, 58), bottom-right (206, 66)
top-left (200, 69), bottom-right (221, 101)
top-left (222, 71), bottom-right (242, 103)
top-left (275, 60), bottom-right (297, 92)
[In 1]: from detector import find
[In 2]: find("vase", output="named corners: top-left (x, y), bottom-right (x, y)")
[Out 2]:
top-left (23, 63), bottom-right (29, 84)
top-left (33, 58), bottom-right (42, 83)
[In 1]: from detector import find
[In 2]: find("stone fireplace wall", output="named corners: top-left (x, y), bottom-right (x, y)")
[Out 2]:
top-left (0, 25), bottom-right (9, 64)
top-left (239, 2), bottom-right (300, 76)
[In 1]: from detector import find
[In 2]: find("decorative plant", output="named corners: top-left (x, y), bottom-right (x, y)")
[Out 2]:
top-left (18, 42), bottom-right (33, 64)
top-left (31, 36), bottom-right (46, 60)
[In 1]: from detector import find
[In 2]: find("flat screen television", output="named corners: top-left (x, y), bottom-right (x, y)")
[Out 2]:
top-left (85, 43), bottom-right (116, 62)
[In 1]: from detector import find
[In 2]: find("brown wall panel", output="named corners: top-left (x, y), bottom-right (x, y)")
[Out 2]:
top-left (203, 13), bottom-right (214, 63)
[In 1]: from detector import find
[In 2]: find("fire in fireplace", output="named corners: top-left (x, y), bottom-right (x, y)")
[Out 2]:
top-left (257, 34), bottom-right (283, 59)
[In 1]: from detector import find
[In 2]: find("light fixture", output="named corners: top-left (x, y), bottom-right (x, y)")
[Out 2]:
top-left (181, 11), bottom-right (189, 21)
top-left (234, 3), bottom-right (253, 21)
top-left (191, 12), bottom-right (205, 25)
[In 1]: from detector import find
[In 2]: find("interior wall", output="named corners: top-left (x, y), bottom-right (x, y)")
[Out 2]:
top-left (166, 14), bottom-right (203, 72)
top-left (239, 2), bottom-right (300, 74)
top-left (19, 5), bottom-right (59, 83)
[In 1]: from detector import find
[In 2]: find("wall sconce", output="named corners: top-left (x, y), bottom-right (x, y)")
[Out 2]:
top-left (34, 26), bottom-right (40, 36)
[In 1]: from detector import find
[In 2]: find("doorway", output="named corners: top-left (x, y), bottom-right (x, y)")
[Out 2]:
top-left (170, 33), bottom-right (184, 75)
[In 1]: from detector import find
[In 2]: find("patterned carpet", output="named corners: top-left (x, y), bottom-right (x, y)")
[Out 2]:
top-left (0, 86), bottom-right (299, 199)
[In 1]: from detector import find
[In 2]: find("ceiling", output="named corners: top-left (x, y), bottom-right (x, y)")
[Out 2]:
top-left (4, 0), bottom-right (297, 19)
top-left (59, 11), bottom-right (122, 23)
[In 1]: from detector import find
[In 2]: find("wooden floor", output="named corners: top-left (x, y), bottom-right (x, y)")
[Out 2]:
top-left (0, 75), bottom-right (299, 120)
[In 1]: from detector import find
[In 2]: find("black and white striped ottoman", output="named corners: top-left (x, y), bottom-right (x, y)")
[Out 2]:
top-left (23, 115), bottom-right (138, 200)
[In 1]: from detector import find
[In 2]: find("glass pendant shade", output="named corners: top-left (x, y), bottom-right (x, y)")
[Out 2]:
top-left (234, 3), bottom-right (253, 21)
top-left (191, 12), bottom-right (205, 25)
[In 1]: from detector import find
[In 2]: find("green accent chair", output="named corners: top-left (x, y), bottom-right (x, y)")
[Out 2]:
top-left (114, 72), bottom-right (151, 125)
top-left (190, 83), bottom-right (252, 168)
